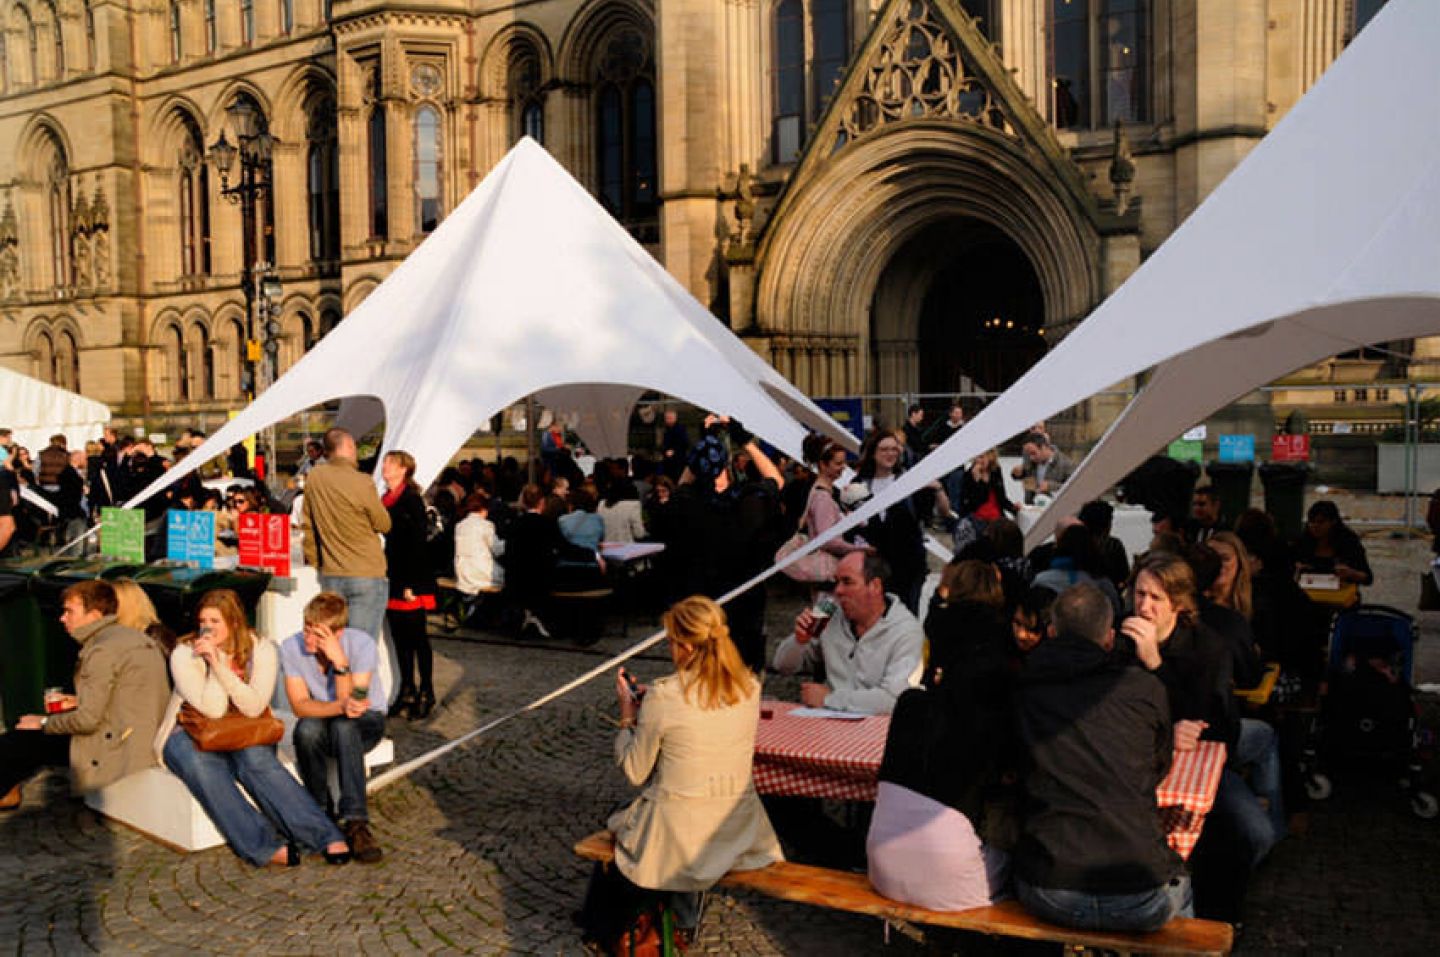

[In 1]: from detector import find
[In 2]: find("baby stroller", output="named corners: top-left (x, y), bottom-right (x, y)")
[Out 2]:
top-left (1302, 605), bottom-right (1437, 819)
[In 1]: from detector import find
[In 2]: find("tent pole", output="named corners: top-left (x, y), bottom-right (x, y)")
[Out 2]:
top-left (526, 395), bottom-right (538, 485)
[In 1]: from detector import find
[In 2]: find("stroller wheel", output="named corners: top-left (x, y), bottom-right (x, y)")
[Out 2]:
top-left (1410, 792), bottom-right (1439, 820)
top-left (1306, 773), bottom-right (1334, 801)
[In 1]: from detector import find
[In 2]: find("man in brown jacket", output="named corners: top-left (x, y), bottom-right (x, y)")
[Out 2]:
top-left (301, 427), bottom-right (392, 644)
top-left (0, 580), bottom-right (168, 808)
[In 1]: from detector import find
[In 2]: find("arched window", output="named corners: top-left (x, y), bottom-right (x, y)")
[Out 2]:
top-left (164, 324), bottom-right (185, 400)
top-left (593, 28), bottom-right (657, 237)
top-left (307, 94), bottom-right (339, 263)
top-left (84, 2), bottom-right (94, 70)
top-left (44, 1), bottom-right (63, 77)
top-left (772, 0), bottom-right (804, 162)
top-left (320, 308), bottom-right (340, 337)
top-left (55, 330), bottom-right (78, 392)
top-left (367, 105), bottom-right (387, 239)
top-left (509, 46), bottom-right (545, 145)
top-left (280, 0), bottom-right (293, 34)
top-left (809, 0), bottom-right (848, 120)
top-left (240, 0), bottom-right (254, 45)
top-left (1048, 0), bottom-right (1150, 129)
top-left (228, 318), bottom-right (245, 397)
top-left (169, 1), bottom-right (182, 63)
top-left (184, 325), bottom-right (208, 399)
top-left (228, 92), bottom-right (276, 264)
top-left (178, 114), bottom-right (211, 276)
top-left (43, 135), bottom-right (71, 288)
top-left (413, 105), bottom-right (442, 234)
top-left (204, 0), bottom-right (216, 53)
top-left (34, 331), bottom-right (54, 384)
top-left (26, 9), bottom-right (39, 84)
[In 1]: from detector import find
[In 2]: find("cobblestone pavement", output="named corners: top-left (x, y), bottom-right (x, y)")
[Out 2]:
top-left (5, 498), bottom-right (1440, 955)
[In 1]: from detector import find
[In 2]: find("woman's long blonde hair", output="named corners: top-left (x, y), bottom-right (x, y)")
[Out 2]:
top-left (1208, 532), bottom-right (1254, 620)
top-left (111, 578), bottom-right (161, 632)
top-left (663, 596), bottom-right (756, 710)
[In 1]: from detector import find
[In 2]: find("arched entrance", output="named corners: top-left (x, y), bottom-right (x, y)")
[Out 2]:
top-left (872, 218), bottom-right (1046, 403)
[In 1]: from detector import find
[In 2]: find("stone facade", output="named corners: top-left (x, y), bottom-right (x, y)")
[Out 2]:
top-left (0, 0), bottom-right (1395, 439)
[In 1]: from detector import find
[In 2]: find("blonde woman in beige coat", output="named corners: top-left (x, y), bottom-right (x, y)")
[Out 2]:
top-left (581, 596), bottom-right (781, 947)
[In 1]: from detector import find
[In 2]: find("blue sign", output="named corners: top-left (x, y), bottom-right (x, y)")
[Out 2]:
top-left (1218, 434), bottom-right (1256, 463)
top-left (166, 510), bottom-right (216, 568)
top-left (816, 398), bottom-right (866, 443)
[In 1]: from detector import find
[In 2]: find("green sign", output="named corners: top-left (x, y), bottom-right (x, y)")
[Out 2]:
top-left (1167, 439), bottom-right (1204, 463)
top-left (100, 507), bottom-right (146, 563)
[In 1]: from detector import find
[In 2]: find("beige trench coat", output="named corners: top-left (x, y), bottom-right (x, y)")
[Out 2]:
top-left (608, 675), bottom-right (782, 891)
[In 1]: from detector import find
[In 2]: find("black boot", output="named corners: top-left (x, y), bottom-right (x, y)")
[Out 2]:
top-left (413, 689), bottom-right (436, 720)
top-left (390, 688), bottom-right (417, 720)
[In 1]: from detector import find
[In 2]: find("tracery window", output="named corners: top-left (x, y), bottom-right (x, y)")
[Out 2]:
top-left (26, 9), bottom-right (39, 84)
top-left (164, 325), bottom-right (186, 400)
top-left (240, 0), bottom-right (254, 45)
top-left (169, 1), bottom-right (182, 63)
top-left (44, 136), bottom-right (71, 288)
top-left (84, 2), bottom-right (94, 69)
top-left (593, 28), bottom-right (656, 237)
top-left (509, 47), bottom-right (545, 145)
top-left (367, 105), bottom-right (387, 240)
top-left (204, 0), bottom-right (216, 53)
top-left (178, 115), bottom-right (211, 276)
top-left (55, 330), bottom-right (78, 392)
top-left (44, 1), bottom-right (62, 77)
top-left (413, 105), bottom-right (443, 234)
top-left (1048, 0), bottom-right (1149, 130)
top-left (307, 95), bottom-right (339, 262)
top-left (772, 0), bottom-right (851, 163)
top-left (34, 331), bottom-right (54, 384)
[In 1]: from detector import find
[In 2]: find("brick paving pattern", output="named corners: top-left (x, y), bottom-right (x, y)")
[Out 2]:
top-left (5, 499), bottom-right (1440, 954)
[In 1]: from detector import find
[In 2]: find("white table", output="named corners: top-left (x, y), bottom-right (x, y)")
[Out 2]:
top-left (1016, 502), bottom-right (1154, 561)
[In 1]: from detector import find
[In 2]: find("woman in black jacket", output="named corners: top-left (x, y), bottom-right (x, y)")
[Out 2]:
top-left (855, 430), bottom-right (929, 613)
top-left (381, 451), bottom-right (438, 719)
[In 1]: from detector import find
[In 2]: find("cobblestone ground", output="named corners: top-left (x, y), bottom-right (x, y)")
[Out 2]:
top-left (5, 492), bottom-right (1440, 955)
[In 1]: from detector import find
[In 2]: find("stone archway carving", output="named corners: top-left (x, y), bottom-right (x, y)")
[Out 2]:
top-left (754, 122), bottom-right (1102, 395)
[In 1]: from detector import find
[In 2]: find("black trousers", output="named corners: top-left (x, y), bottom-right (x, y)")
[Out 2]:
top-left (0, 729), bottom-right (69, 794)
top-left (387, 607), bottom-right (433, 696)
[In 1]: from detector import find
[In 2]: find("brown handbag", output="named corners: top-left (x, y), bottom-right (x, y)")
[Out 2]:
top-left (177, 702), bottom-right (284, 752)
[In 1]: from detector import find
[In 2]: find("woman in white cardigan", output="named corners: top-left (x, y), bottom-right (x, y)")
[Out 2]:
top-left (597, 481), bottom-right (648, 544)
top-left (453, 491), bottom-right (505, 594)
top-left (156, 589), bottom-right (350, 867)
top-left (580, 596), bottom-right (781, 946)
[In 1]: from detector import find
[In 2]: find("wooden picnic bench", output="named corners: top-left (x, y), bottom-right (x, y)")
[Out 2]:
top-left (575, 831), bottom-right (1233, 956)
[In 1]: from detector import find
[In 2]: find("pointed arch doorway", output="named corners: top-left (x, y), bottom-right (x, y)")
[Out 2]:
top-left (871, 217), bottom-right (1046, 412)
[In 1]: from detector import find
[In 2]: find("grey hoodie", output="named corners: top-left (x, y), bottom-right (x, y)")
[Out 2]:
top-left (772, 595), bottom-right (923, 714)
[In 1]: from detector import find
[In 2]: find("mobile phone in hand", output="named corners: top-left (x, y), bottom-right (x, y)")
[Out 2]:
top-left (621, 669), bottom-right (642, 701)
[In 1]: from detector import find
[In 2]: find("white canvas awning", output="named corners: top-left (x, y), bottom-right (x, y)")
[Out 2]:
top-left (0, 364), bottom-right (111, 452)
top-left (126, 138), bottom-right (852, 508)
top-left (781, 0), bottom-right (1440, 566)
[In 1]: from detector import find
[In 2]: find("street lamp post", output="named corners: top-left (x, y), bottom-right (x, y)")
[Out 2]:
top-left (208, 98), bottom-right (281, 487)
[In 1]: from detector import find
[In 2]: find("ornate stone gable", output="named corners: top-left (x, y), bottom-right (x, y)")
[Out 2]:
top-left (757, 0), bottom-right (1135, 255)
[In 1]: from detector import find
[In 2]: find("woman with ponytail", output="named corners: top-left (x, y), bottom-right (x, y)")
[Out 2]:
top-left (580, 596), bottom-right (782, 948)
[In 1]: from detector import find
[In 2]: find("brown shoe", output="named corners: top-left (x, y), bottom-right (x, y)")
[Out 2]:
top-left (343, 820), bottom-right (383, 864)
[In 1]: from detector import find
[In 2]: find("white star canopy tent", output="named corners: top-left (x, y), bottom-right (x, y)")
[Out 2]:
top-left (126, 138), bottom-right (852, 509)
top-left (780, 0), bottom-right (1440, 567)
top-left (0, 364), bottom-right (111, 452)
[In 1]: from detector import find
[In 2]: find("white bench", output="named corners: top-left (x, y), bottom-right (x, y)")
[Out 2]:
top-left (85, 736), bottom-right (395, 852)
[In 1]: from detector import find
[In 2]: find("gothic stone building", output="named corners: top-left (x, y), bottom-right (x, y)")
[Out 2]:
top-left (0, 0), bottom-right (1396, 440)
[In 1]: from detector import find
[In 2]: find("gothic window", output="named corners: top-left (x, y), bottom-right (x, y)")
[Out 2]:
top-left (204, 0), bottom-right (216, 53)
top-left (593, 28), bottom-right (657, 236)
top-left (280, 0), bottom-right (293, 34)
top-left (34, 331), bottom-right (54, 384)
top-left (227, 318), bottom-right (245, 397)
top-left (413, 105), bottom-right (443, 234)
top-left (178, 115), bottom-right (211, 276)
top-left (55, 330), bottom-right (78, 391)
top-left (26, 9), bottom-right (39, 84)
top-left (169, 1), bottom-right (182, 63)
top-left (43, 1), bottom-right (62, 77)
top-left (772, 0), bottom-right (851, 163)
top-left (1048, 0), bottom-right (1149, 130)
top-left (184, 324), bottom-right (208, 399)
top-left (1349, 0), bottom-right (1389, 39)
top-left (320, 308), bottom-right (340, 336)
top-left (307, 95), bottom-right (339, 263)
top-left (164, 324), bottom-right (186, 400)
top-left (1, 27), bottom-right (8, 93)
top-left (509, 46), bottom-right (545, 145)
top-left (84, 2), bottom-right (94, 69)
top-left (240, 0), bottom-right (254, 45)
top-left (44, 136), bottom-right (71, 288)
top-left (367, 105), bottom-right (387, 239)
top-left (228, 92), bottom-right (276, 264)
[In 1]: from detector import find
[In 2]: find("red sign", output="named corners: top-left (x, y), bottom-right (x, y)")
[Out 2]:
top-left (238, 512), bottom-right (291, 577)
top-left (1271, 434), bottom-right (1311, 463)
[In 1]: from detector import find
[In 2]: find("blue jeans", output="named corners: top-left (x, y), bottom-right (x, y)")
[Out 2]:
top-left (1213, 718), bottom-right (1285, 866)
top-left (319, 575), bottom-right (389, 646)
top-left (292, 711), bottom-right (385, 823)
top-left (1015, 875), bottom-right (1193, 933)
top-left (163, 730), bottom-right (344, 866)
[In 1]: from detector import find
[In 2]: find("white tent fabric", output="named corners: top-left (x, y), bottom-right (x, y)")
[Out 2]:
top-left (125, 138), bottom-right (852, 509)
top-left (0, 364), bottom-right (111, 452)
top-left (776, 0), bottom-right (1440, 570)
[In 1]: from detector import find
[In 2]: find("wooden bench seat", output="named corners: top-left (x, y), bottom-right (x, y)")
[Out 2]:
top-left (575, 831), bottom-right (1232, 956)
top-left (435, 577), bottom-right (503, 632)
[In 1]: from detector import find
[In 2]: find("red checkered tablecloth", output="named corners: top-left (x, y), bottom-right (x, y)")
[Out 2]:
top-left (1157, 741), bottom-right (1227, 860)
top-left (751, 700), bottom-right (890, 801)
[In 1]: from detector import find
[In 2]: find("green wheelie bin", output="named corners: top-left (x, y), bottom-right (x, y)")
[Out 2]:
top-left (133, 565), bottom-right (272, 636)
top-left (1205, 460), bottom-right (1255, 528)
top-left (1258, 462), bottom-right (1311, 543)
top-left (0, 556), bottom-right (72, 726)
